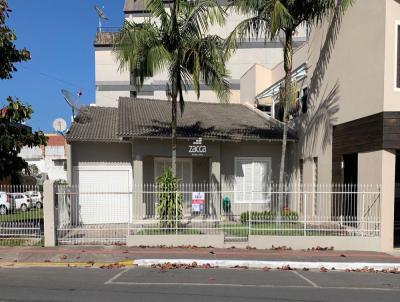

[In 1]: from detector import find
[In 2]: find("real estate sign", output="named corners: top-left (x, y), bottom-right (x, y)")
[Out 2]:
top-left (192, 192), bottom-right (205, 213)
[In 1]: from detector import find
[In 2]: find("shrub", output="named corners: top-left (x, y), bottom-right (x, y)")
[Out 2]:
top-left (240, 210), bottom-right (299, 224)
top-left (156, 167), bottom-right (183, 229)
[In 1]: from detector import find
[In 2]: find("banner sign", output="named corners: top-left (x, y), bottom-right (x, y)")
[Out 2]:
top-left (192, 192), bottom-right (205, 212)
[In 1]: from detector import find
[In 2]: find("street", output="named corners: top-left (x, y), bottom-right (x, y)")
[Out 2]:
top-left (0, 267), bottom-right (399, 301)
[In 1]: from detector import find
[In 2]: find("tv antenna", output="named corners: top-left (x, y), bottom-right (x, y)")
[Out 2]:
top-left (52, 118), bottom-right (67, 135)
top-left (95, 5), bottom-right (109, 32)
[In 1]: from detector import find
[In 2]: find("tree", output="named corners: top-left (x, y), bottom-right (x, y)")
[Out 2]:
top-left (226, 0), bottom-right (352, 190)
top-left (0, 0), bottom-right (30, 79)
top-left (0, 1), bottom-right (47, 182)
top-left (114, 0), bottom-right (230, 176)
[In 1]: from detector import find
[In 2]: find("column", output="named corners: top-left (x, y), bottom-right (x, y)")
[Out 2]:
top-left (43, 180), bottom-right (56, 247)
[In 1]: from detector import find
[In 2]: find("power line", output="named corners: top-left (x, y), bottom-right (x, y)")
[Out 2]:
top-left (18, 65), bottom-right (86, 90)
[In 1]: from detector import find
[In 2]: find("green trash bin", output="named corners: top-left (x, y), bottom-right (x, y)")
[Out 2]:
top-left (222, 196), bottom-right (231, 214)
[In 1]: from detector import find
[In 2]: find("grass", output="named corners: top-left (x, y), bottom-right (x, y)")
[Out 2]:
top-left (0, 237), bottom-right (43, 247)
top-left (136, 228), bottom-right (202, 235)
top-left (0, 209), bottom-right (43, 223)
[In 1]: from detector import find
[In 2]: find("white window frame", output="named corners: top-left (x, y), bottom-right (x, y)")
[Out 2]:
top-left (394, 20), bottom-right (400, 91)
top-left (234, 157), bottom-right (272, 204)
top-left (154, 157), bottom-right (193, 184)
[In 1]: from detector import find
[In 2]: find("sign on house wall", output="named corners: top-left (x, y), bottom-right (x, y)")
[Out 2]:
top-left (188, 138), bottom-right (207, 156)
top-left (192, 192), bottom-right (205, 213)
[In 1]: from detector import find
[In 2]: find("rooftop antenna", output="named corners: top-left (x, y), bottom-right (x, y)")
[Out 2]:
top-left (52, 118), bottom-right (67, 136)
top-left (95, 5), bottom-right (109, 32)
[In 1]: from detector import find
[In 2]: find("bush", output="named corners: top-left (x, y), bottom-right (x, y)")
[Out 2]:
top-left (240, 210), bottom-right (299, 224)
top-left (156, 167), bottom-right (183, 229)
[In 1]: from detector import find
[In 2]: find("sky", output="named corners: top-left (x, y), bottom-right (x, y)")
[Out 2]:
top-left (0, 0), bottom-right (125, 132)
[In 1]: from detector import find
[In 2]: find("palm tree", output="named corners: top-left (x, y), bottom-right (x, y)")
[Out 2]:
top-left (114, 0), bottom-right (230, 176)
top-left (226, 0), bottom-right (352, 189)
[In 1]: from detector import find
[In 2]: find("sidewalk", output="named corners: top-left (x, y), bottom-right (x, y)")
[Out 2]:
top-left (0, 246), bottom-right (399, 269)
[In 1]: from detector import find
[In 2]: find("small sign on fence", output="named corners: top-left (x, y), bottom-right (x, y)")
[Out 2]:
top-left (192, 192), bottom-right (205, 213)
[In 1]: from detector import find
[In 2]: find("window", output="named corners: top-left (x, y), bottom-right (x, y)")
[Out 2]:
top-left (234, 157), bottom-right (272, 203)
top-left (313, 157), bottom-right (318, 215)
top-left (154, 158), bottom-right (192, 184)
top-left (301, 87), bottom-right (308, 113)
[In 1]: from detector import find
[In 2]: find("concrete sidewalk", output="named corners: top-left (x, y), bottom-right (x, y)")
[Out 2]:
top-left (0, 246), bottom-right (399, 269)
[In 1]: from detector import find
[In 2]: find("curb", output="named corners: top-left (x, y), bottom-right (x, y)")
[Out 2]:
top-left (134, 259), bottom-right (400, 271)
top-left (0, 260), bottom-right (134, 269)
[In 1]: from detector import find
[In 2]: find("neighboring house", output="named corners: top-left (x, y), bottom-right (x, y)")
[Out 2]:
top-left (94, 0), bottom-right (307, 106)
top-left (20, 134), bottom-right (67, 181)
top-left (240, 0), bottom-right (400, 250)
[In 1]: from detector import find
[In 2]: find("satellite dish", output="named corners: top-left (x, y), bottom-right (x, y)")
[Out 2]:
top-left (53, 118), bottom-right (67, 133)
top-left (95, 5), bottom-right (108, 32)
top-left (61, 89), bottom-right (90, 123)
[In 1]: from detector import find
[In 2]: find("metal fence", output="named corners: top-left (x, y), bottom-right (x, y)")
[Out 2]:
top-left (0, 185), bottom-right (44, 246)
top-left (55, 184), bottom-right (381, 245)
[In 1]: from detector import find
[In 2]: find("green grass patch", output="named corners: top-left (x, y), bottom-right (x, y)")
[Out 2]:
top-left (0, 237), bottom-right (43, 247)
top-left (136, 228), bottom-right (203, 235)
top-left (0, 209), bottom-right (43, 223)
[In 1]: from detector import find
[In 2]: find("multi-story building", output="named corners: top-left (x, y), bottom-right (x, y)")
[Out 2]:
top-left (93, 0), bottom-right (307, 107)
top-left (20, 134), bottom-right (67, 181)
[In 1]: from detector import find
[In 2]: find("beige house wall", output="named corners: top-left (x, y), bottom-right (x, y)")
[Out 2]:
top-left (384, 0), bottom-right (400, 111)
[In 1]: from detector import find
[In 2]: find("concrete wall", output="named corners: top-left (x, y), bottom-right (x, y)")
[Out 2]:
top-left (384, 0), bottom-right (400, 111)
top-left (71, 142), bottom-right (131, 166)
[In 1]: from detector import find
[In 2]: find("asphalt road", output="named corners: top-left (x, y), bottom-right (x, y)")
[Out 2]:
top-left (0, 267), bottom-right (399, 302)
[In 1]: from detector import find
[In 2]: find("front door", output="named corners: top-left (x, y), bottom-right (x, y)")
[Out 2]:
top-left (343, 153), bottom-right (358, 224)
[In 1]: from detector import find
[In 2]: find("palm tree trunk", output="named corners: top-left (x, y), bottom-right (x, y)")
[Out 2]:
top-left (171, 95), bottom-right (177, 177)
top-left (278, 29), bottom-right (293, 212)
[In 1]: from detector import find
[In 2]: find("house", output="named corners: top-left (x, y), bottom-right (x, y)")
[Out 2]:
top-left (239, 0), bottom-right (400, 250)
top-left (20, 134), bottom-right (67, 181)
top-left (65, 0), bottom-right (400, 250)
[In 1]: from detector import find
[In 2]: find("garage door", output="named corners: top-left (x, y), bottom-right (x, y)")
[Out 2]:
top-left (72, 166), bottom-right (132, 225)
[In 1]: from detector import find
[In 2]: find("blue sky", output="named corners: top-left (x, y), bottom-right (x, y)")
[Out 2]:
top-left (0, 0), bottom-right (124, 132)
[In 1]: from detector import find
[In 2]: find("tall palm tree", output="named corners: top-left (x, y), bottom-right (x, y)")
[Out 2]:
top-left (114, 0), bottom-right (230, 176)
top-left (226, 0), bottom-right (352, 189)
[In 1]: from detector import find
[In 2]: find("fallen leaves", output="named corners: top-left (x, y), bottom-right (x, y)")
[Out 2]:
top-left (271, 245), bottom-right (292, 251)
top-left (150, 262), bottom-right (217, 271)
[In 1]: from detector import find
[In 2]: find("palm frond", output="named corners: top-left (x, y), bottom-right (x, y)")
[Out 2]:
top-left (224, 16), bottom-right (268, 60)
top-left (145, 0), bottom-right (170, 26)
top-left (180, 0), bottom-right (226, 34)
top-left (270, 0), bottom-right (294, 35)
top-left (114, 20), bottom-right (170, 90)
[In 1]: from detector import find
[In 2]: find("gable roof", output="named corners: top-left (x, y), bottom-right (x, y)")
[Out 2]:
top-left (67, 98), bottom-right (296, 143)
top-left (66, 107), bottom-right (120, 142)
top-left (118, 98), bottom-right (296, 141)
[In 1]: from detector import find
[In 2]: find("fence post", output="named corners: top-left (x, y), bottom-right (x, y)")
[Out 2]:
top-left (43, 180), bottom-right (56, 247)
top-left (303, 192), bottom-right (307, 236)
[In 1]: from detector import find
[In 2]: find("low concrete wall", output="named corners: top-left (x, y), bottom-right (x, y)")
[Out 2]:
top-left (248, 235), bottom-right (382, 252)
top-left (127, 234), bottom-right (225, 248)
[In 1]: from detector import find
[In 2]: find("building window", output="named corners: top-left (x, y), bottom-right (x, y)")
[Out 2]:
top-left (313, 157), bottom-right (318, 215)
top-left (154, 158), bottom-right (192, 184)
top-left (396, 23), bottom-right (400, 89)
top-left (234, 157), bottom-right (271, 203)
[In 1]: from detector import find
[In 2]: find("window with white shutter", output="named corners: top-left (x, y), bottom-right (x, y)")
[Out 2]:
top-left (234, 157), bottom-right (271, 203)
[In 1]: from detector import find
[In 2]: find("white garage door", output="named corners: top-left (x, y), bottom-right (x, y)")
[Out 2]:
top-left (73, 166), bottom-right (132, 225)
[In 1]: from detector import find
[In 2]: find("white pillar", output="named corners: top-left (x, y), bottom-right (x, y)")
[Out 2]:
top-left (43, 180), bottom-right (56, 247)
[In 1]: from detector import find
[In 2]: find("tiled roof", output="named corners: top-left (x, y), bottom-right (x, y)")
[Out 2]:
top-left (124, 0), bottom-right (173, 13)
top-left (46, 135), bottom-right (65, 146)
top-left (118, 98), bottom-right (296, 141)
top-left (66, 107), bottom-right (120, 143)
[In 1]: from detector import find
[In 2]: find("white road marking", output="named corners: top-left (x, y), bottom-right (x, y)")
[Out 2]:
top-left (104, 267), bottom-right (132, 285)
top-left (292, 271), bottom-right (320, 288)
